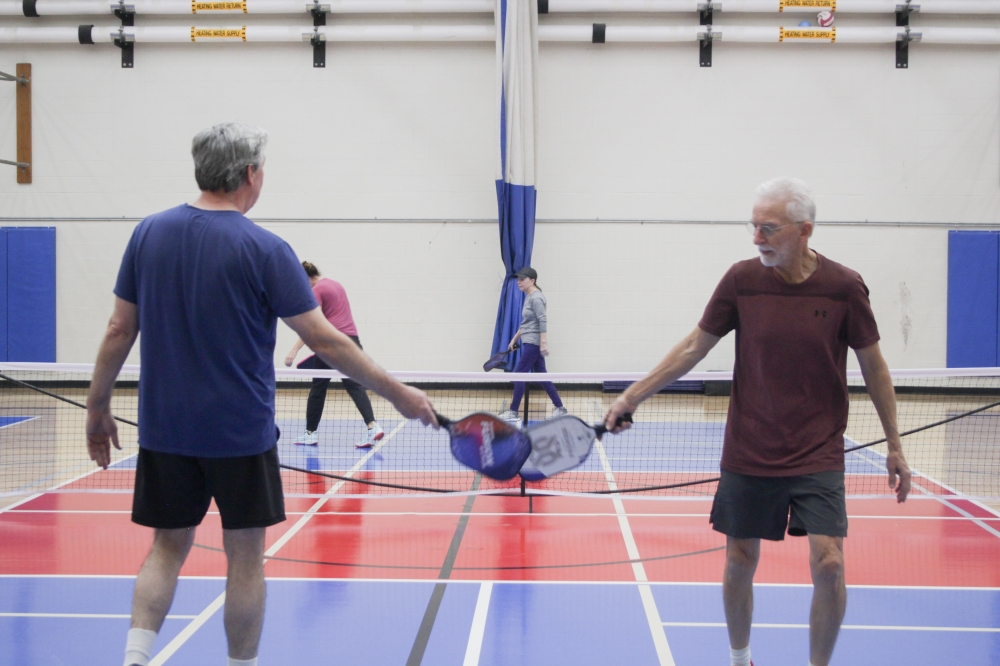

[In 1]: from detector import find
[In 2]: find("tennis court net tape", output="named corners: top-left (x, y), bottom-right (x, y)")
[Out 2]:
top-left (1, 363), bottom-right (998, 505)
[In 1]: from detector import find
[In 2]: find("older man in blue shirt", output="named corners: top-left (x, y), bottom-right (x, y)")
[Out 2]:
top-left (86, 122), bottom-right (438, 666)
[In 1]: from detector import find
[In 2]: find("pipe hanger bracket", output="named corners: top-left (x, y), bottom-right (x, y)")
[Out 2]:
top-left (113, 2), bottom-right (136, 68)
top-left (310, 2), bottom-right (329, 67)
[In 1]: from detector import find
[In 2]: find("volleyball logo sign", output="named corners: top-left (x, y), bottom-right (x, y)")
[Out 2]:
top-left (817, 10), bottom-right (835, 27)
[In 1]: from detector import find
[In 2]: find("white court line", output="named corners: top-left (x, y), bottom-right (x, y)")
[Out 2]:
top-left (7, 508), bottom-right (999, 522)
top-left (148, 420), bottom-right (409, 666)
top-left (661, 621), bottom-right (1000, 632)
top-left (462, 582), bottom-right (493, 666)
top-left (6, 573), bottom-right (1000, 591)
top-left (0, 612), bottom-right (197, 620)
top-left (851, 448), bottom-right (1000, 541)
top-left (591, 402), bottom-right (675, 666)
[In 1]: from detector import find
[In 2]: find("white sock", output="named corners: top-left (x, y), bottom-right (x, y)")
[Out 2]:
top-left (730, 645), bottom-right (751, 666)
top-left (228, 658), bottom-right (257, 666)
top-left (123, 628), bottom-right (157, 666)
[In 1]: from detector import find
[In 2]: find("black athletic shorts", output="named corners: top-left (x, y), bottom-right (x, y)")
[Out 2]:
top-left (132, 445), bottom-right (285, 530)
top-left (709, 470), bottom-right (847, 541)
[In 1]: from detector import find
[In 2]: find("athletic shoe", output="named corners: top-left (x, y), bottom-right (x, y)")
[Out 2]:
top-left (548, 406), bottom-right (569, 419)
top-left (355, 423), bottom-right (385, 449)
top-left (294, 431), bottom-right (318, 446)
top-left (498, 409), bottom-right (521, 423)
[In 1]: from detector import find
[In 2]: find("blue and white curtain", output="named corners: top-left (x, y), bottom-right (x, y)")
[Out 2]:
top-left (489, 0), bottom-right (539, 371)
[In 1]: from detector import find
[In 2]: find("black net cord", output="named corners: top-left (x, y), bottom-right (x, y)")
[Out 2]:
top-left (3, 373), bottom-right (997, 496)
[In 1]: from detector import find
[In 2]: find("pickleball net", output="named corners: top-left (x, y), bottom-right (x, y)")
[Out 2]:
top-left (1, 362), bottom-right (998, 508)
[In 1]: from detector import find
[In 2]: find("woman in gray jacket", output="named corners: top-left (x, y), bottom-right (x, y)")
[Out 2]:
top-left (499, 267), bottom-right (567, 421)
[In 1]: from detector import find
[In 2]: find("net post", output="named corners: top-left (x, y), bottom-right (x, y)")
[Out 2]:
top-left (522, 382), bottom-right (530, 429)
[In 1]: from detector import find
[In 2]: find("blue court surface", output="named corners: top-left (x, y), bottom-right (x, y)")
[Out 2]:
top-left (1, 577), bottom-right (998, 665)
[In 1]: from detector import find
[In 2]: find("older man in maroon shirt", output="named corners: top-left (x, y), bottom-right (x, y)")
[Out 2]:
top-left (605, 178), bottom-right (911, 666)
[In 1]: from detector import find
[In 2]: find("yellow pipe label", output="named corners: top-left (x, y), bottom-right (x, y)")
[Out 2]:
top-left (191, 1), bottom-right (247, 13)
top-left (190, 27), bottom-right (247, 41)
top-left (779, 27), bottom-right (836, 42)
top-left (779, 0), bottom-right (836, 10)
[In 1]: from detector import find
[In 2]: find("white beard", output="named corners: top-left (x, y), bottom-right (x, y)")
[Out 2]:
top-left (758, 248), bottom-right (781, 267)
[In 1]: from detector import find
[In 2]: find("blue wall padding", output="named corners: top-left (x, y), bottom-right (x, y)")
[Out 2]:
top-left (947, 230), bottom-right (998, 368)
top-left (6, 228), bottom-right (56, 362)
top-left (0, 231), bottom-right (7, 362)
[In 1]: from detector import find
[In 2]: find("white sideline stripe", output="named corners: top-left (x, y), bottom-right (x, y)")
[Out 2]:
top-left (590, 398), bottom-right (675, 666)
top-left (8, 508), bottom-right (999, 522)
top-left (0, 612), bottom-right (197, 619)
top-left (462, 582), bottom-right (493, 666)
top-left (148, 421), bottom-right (407, 666)
top-left (661, 621), bottom-right (1000, 632)
top-left (850, 450), bottom-right (1000, 541)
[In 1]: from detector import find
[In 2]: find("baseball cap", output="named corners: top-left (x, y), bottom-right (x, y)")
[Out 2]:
top-left (514, 267), bottom-right (537, 280)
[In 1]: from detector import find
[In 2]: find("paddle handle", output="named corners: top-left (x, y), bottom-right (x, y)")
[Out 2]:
top-left (434, 412), bottom-right (452, 428)
top-left (594, 412), bottom-right (633, 437)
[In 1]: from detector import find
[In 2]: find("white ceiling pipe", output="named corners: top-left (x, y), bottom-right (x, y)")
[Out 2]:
top-left (3, 23), bottom-right (1000, 44)
top-left (920, 1), bottom-right (1000, 13)
top-left (0, 0), bottom-right (495, 16)
top-left (323, 24), bottom-right (493, 40)
top-left (920, 27), bottom-right (1000, 43)
top-left (0, 26), bottom-right (88, 42)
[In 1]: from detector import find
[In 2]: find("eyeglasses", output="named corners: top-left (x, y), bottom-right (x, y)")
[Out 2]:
top-left (746, 221), bottom-right (796, 238)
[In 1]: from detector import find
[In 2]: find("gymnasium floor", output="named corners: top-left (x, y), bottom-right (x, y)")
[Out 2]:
top-left (1, 388), bottom-right (999, 665)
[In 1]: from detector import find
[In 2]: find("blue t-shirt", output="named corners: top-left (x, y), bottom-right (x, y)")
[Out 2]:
top-left (115, 204), bottom-right (317, 458)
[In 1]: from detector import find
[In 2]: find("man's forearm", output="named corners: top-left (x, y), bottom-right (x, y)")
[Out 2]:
top-left (311, 333), bottom-right (404, 403)
top-left (87, 325), bottom-right (138, 412)
top-left (860, 357), bottom-right (901, 452)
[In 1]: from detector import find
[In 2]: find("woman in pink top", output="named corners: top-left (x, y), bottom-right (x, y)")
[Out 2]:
top-left (285, 261), bottom-right (384, 448)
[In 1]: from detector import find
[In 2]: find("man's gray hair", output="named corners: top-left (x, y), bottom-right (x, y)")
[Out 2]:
top-left (755, 177), bottom-right (816, 224)
top-left (192, 122), bottom-right (268, 193)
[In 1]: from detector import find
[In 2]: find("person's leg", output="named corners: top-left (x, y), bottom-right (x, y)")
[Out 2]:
top-left (723, 537), bottom-right (760, 654)
top-left (305, 376), bottom-right (331, 432)
top-left (131, 528), bottom-right (196, 630)
top-left (341, 378), bottom-right (376, 426)
top-left (222, 527), bottom-right (267, 661)
top-left (509, 343), bottom-right (540, 411)
top-left (807, 535), bottom-right (846, 666)
top-left (529, 350), bottom-right (563, 408)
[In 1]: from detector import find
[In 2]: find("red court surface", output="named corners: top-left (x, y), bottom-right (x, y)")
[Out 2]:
top-left (4, 492), bottom-right (999, 586)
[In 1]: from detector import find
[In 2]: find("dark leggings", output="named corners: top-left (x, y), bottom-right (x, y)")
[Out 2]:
top-left (305, 336), bottom-right (376, 431)
top-left (510, 342), bottom-right (563, 411)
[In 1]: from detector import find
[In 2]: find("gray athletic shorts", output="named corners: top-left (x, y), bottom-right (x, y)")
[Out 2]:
top-left (709, 470), bottom-right (848, 541)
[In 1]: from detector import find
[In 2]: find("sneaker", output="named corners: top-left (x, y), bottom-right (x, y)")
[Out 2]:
top-left (355, 423), bottom-right (385, 449)
top-left (294, 431), bottom-right (318, 446)
top-left (497, 409), bottom-right (521, 423)
top-left (548, 406), bottom-right (569, 419)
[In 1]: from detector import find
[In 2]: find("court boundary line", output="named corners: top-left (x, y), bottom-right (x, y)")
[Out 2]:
top-left (8, 508), bottom-right (999, 522)
top-left (148, 420), bottom-right (408, 666)
top-left (848, 445), bottom-right (1000, 540)
top-left (462, 582), bottom-right (492, 666)
top-left (591, 398), bottom-right (676, 666)
top-left (661, 621), bottom-right (1000, 632)
top-left (5, 574), bottom-right (1000, 591)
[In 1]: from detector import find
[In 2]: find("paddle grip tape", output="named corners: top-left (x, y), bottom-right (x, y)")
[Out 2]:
top-left (592, 23), bottom-right (606, 43)
top-left (78, 25), bottom-right (95, 44)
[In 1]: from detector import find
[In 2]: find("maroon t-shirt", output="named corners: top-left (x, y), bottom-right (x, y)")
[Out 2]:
top-left (698, 253), bottom-right (880, 476)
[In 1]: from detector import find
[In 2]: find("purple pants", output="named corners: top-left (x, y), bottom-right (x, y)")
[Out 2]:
top-left (510, 342), bottom-right (563, 411)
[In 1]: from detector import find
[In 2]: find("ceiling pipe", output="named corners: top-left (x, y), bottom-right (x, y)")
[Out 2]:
top-left (1, 24), bottom-right (997, 43)
top-left (3, 0), bottom-right (1000, 16)
top-left (0, 0), bottom-right (494, 16)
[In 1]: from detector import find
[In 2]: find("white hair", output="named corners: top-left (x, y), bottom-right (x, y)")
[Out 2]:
top-left (755, 177), bottom-right (816, 224)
